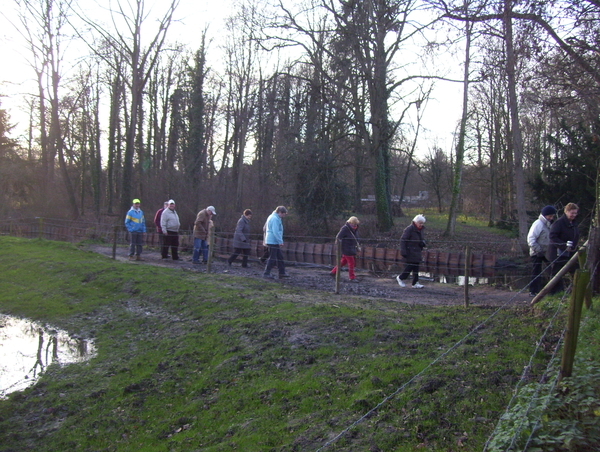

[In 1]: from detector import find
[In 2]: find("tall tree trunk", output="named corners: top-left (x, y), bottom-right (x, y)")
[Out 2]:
top-left (92, 79), bottom-right (102, 215)
top-left (445, 18), bottom-right (472, 237)
top-left (106, 71), bottom-right (121, 215)
top-left (504, 0), bottom-right (529, 253)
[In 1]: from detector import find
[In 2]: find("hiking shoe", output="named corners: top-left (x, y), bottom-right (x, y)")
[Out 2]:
top-left (396, 275), bottom-right (406, 287)
top-left (128, 255), bottom-right (135, 260)
top-left (135, 256), bottom-right (144, 261)
top-left (263, 274), bottom-right (274, 279)
top-left (529, 292), bottom-right (537, 297)
top-left (279, 273), bottom-right (290, 278)
top-left (412, 283), bottom-right (424, 289)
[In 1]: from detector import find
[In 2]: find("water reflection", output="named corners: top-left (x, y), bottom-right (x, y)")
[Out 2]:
top-left (0, 314), bottom-right (96, 397)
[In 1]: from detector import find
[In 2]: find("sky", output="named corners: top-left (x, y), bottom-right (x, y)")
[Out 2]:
top-left (0, 0), bottom-right (462, 159)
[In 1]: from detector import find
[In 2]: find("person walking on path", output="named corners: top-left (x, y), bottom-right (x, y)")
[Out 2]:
top-left (263, 206), bottom-right (289, 279)
top-left (125, 199), bottom-right (146, 260)
top-left (547, 203), bottom-right (580, 294)
top-left (330, 216), bottom-right (360, 282)
top-left (161, 200), bottom-right (181, 261)
top-left (228, 209), bottom-right (253, 267)
top-left (527, 205), bottom-right (556, 296)
top-left (193, 206), bottom-right (216, 264)
top-left (397, 214), bottom-right (427, 289)
top-left (154, 201), bottom-right (169, 257)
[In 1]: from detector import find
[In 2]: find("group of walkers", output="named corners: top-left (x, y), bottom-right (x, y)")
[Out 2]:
top-left (126, 199), bottom-right (217, 263)
top-left (124, 199), bottom-right (292, 279)
top-left (125, 198), bottom-right (428, 287)
top-left (527, 203), bottom-right (580, 296)
top-left (126, 197), bottom-right (580, 295)
top-left (330, 214), bottom-right (427, 288)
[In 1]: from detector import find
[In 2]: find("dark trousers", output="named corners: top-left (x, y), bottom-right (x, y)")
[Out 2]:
top-left (228, 248), bottom-right (250, 267)
top-left (529, 254), bottom-right (548, 294)
top-left (128, 231), bottom-right (143, 256)
top-left (264, 245), bottom-right (285, 275)
top-left (158, 232), bottom-right (165, 253)
top-left (259, 246), bottom-right (270, 264)
top-left (399, 263), bottom-right (420, 285)
top-left (163, 231), bottom-right (179, 260)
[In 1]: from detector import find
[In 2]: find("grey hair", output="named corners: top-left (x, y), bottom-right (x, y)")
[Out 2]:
top-left (413, 214), bottom-right (426, 224)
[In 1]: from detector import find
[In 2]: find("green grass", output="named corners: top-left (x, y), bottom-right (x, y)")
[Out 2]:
top-left (399, 207), bottom-right (517, 238)
top-left (0, 236), bottom-right (597, 451)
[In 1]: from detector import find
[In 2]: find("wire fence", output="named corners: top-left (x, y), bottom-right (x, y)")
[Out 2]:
top-left (318, 250), bottom-right (578, 450)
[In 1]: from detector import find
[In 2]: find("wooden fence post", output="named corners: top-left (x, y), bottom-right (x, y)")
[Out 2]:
top-left (38, 217), bottom-right (43, 240)
top-left (112, 225), bottom-right (118, 260)
top-left (464, 246), bottom-right (470, 308)
top-left (207, 227), bottom-right (215, 273)
top-left (335, 239), bottom-right (341, 294)
top-left (559, 260), bottom-right (589, 382)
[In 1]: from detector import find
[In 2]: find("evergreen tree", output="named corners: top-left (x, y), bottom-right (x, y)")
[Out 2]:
top-left (530, 121), bottom-right (600, 222)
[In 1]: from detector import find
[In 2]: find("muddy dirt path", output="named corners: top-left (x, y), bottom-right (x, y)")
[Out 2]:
top-left (87, 245), bottom-right (533, 307)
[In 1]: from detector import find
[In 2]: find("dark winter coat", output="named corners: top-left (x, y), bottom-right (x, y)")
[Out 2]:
top-left (400, 222), bottom-right (425, 264)
top-left (154, 208), bottom-right (165, 234)
top-left (336, 223), bottom-right (359, 256)
top-left (546, 214), bottom-right (579, 262)
top-left (233, 215), bottom-right (251, 250)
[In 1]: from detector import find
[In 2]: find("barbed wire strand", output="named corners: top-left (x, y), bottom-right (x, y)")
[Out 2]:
top-left (314, 279), bottom-right (542, 452)
top-left (316, 250), bottom-right (572, 451)
top-left (482, 288), bottom-right (569, 452)
top-left (485, 256), bottom-right (597, 451)
top-left (520, 260), bottom-right (598, 451)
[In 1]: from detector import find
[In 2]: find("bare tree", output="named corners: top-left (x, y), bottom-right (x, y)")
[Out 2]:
top-left (267, 0), bottom-right (434, 231)
top-left (221, 3), bottom-right (261, 213)
top-left (444, 1), bottom-right (475, 237)
top-left (420, 146), bottom-right (451, 212)
top-left (16, 0), bottom-right (80, 218)
top-left (75, 0), bottom-right (180, 214)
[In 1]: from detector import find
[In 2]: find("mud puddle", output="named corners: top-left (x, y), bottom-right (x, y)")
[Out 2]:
top-left (0, 314), bottom-right (96, 397)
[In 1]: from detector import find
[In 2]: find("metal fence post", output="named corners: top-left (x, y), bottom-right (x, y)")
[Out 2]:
top-left (207, 227), bottom-right (215, 273)
top-left (335, 239), bottom-right (341, 294)
top-left (112, 225), bottom-right (118, 260)
top-left (464, 246), bottom-right (471, 308)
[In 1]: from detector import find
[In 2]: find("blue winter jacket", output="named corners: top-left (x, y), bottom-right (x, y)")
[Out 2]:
top-left (125, 207), bottom-right (146, 233)
top-left (264, 212), bottom-right (283, 245)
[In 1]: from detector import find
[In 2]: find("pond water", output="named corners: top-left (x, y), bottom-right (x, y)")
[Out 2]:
top-left (426, 271), bottom-right (532, 290)
top-left (0, 314), bottom-right (96, 398)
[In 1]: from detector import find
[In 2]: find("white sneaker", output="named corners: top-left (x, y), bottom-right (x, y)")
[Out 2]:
top-left (412, 283), bottom-right (424, 289)
top-left (396, 275), bottom-right (406, 287)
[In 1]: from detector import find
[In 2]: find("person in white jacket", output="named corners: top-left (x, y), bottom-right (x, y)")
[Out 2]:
top-left (160, 200), bottom-right (181, 260)
top-left (527, 205), bottom-right (556, 296)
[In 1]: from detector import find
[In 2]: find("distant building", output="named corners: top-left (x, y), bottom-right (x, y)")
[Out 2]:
top-left (361, 191), bottom-right (429, 204)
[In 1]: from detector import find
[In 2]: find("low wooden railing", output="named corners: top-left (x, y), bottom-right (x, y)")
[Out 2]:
top-left (0, 219), bottom-right (496, 276)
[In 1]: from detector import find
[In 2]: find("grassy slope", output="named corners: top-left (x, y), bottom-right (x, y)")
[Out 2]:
top-left (0, 237), bottom-right (594, 451)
